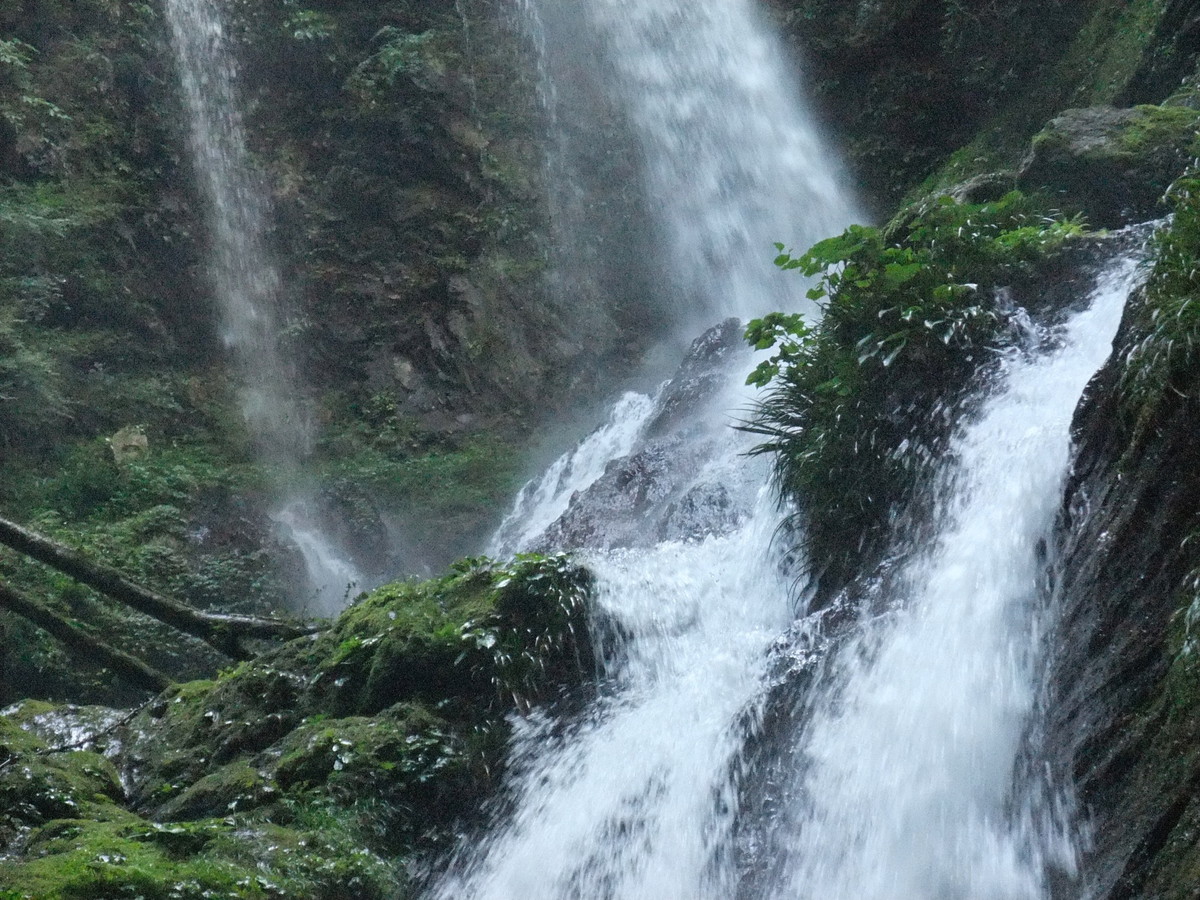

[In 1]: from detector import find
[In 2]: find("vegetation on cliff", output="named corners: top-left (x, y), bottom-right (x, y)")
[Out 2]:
top-left (1119, 171), bottom-right (1200, 431)
top-left (0, 0), bottom-right (565, 704)
top-left (772, 0), bottom-right (1200, 209)
top-left (744, 191), bottom-right (1085, 588)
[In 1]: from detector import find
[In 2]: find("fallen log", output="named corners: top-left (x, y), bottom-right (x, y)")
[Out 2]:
top-left (0, 515), bottom-right (317, 660)
top-left (0, 579), bottom-right (171, 694)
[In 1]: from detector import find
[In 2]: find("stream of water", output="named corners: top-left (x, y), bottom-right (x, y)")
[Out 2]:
top-left (163, 0), bottom-right (362, 614)
top-left (759, 253), bottom-right (1145, 900)
top-left (425, 0), bottom-right (1148, 896)
top-left (165, 0), bottom-right (1147, 891)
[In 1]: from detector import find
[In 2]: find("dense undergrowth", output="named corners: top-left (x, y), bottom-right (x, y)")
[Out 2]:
top-left (1119, 172), bottom-right (1200, 431)
top-left (745, 191), bottom-right (1086, 587)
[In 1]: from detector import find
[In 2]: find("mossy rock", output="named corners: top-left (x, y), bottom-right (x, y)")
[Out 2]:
top-left (0, 713), bottom-right (126, 848)
top-left (0, 554), bottom-right (595, 897)
top-left (121, 554), bottom-right (592, 802)
top-left (0, 815), bottom-right (404, 899)
top-left (1018, 104), bottom-right (1200, 226)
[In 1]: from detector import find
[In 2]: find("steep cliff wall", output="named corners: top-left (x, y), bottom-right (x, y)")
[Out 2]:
top-left (0, 0), bottom-right (660, 702)
top-left (769, 0), bottom-right (1200, 211)
top-left (1044, 179), bottom-right (1200, 896)
top-left (1048, 328), bottom-right (1200, 899)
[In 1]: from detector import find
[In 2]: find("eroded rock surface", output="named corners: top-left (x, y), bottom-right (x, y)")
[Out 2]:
top-left (537, 318), bottom-right (764, 551)
top-left (1047, 290), bottom-right (1200, 898)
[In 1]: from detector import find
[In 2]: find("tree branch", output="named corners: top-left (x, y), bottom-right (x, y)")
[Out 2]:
top-left (0, 579), bottom-right (171, 694)
top-left (0, 514), bottom-right (318, 660)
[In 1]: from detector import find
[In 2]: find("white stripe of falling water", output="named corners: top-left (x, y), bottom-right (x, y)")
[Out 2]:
top-left (431, 488), bottom-right (797, 899)
top-left (488, 391), bottom-right (659, 557)
top-left (771, 252), bottom-right (1146, 900)
top-left (586, 0), bottom-right (859, 329)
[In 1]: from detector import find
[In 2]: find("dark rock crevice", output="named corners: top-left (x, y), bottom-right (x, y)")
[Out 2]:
top-left (1046, 310), bottom-right (1200, 897)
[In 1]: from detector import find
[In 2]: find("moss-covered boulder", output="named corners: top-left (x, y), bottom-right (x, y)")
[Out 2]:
top-left (1018, 104), bottom-right (1200, 227)
top-left (0, 553), bottom-right (595, 899)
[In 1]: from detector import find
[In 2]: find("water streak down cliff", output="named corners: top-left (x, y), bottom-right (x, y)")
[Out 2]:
top-left (163, 0), bottom-right (361, 613)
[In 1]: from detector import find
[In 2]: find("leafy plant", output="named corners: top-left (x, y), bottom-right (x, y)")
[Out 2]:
top-left (345, 28), bottom-right (439, 105)
top-left (745, 191), bottom-right (1084, 586)
top-left (456, 552), bottom-right (594, 710)
top-left (285, 9), bottom-right (336, 43)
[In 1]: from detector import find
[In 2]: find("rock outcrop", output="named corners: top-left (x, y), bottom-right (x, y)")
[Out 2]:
top-left (1046, 277), bottom-right (1200, 896)
top-left (536, 319), bottom-right (763, 551)
top-left (1019, 105), bottom-right (1200, 228)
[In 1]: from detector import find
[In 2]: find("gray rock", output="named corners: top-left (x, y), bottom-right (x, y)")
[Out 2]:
top-left (1018, 104), bottom-right (1200, 227)
top-left (536, 318), bottom-right (759, 551)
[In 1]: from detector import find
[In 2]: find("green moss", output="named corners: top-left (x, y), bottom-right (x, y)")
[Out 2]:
top-left (1114, 104), bottom-right (1200, 156)
top-left (0, 815), bottom-right (403, 900)
top-left (1055, 0), bottom-right (1168, 107)
top-left (910, 0), bottom-right (1178, 203)
top-left (0, 715), bottom-right (126, 846)
top-left (0, 554), bottom-right (595, 896)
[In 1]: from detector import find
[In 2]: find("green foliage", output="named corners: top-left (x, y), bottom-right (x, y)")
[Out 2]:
top-left (746, 192), bottom-right (1084, 584)
top-left (1118, 173), bottom-right (1200, 430)
top-left (345, 28), bottom-right (440, 105)
top-left (284, 9), bottom-right (337, 44)
top-left (0, 307), bottom-right (70, 441)
top-left (316, 423), bottom-right (525, 568)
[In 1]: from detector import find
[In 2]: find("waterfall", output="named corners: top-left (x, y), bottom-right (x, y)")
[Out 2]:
top-left (585, 0), bottom-right (855, 329)
top-left (422, 0), bottom-right (1152, 894)
top-left (429, 246), bottom-right (1146, 900)
top-left (522, 0), bottom-right (861, 362)
top-left (488, 391), bottom-right (659, 558)
top-left (759, 251), bottom-right (1146, 900)
top-left (432, 490), bottom-right (796, 899)
top-left (163, 0), bottom-right (361, 613)
top-left (425, 0), bottom-right (854, 894)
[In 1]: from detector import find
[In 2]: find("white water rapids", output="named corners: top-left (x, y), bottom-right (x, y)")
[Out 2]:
top-left (424, 0), bottom-right (1150, 896)
top-left (166, 0), bottom-right (1147, 891)
top-left (429, 247), bottom-right (1145, 898)
top-left (762, 253), bottom-right (1146, 900)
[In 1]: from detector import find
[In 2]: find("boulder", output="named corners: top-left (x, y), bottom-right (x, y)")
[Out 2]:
top-left (1018, 104), bottom-right (1200, 227)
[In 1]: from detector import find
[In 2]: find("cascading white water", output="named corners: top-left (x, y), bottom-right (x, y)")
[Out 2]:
top-left (433, 488), bottom-right (795, 899)
top-left (422, 0), bottom-right (1155, 894)
top-left (488, 391), bottom-right (659, 557)
top-left (764, 253), bottom-right (1147, 900)
top-left (427, 0), bottom-right (857, 895)
top-left (163, 0), bottom-right (361, 613)
top-left (162, 0), bottom-right (300, 453)
top-left (586, 0), bottom-right (857, 328)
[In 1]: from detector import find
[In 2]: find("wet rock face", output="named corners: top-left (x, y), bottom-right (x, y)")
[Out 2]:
top-left (536, 318), bottom-right (763, 551)
top-left (1045, 311), bottom-right (1200, 897)
top-left (1018, 105), bottom-right (1200, 228)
